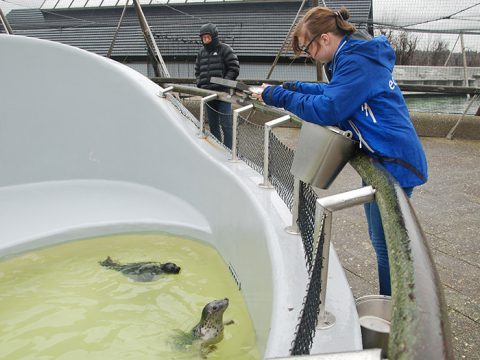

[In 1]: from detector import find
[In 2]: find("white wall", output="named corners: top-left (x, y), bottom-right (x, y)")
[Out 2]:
top-left (0, 34), bottom-right (281, 355)
top-left (0, 34), bottom-right (362, 358)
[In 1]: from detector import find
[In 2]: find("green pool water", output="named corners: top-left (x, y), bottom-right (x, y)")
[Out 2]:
top-left (0, 233), bottom-right (261, 359)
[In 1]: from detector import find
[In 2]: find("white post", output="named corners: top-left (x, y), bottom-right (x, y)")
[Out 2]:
top-left (259, 115), bottom-right (290, 188)
top-left (157, 86), bottom-right (174, 98)
top-left (285, 178), bottom-right (301, 235)
top-left (315, 186), bottom-right (376, 329)
top-left (231, 104), bottom-right (254, 161)
top-left (199, 94), bottom-right (217, 138)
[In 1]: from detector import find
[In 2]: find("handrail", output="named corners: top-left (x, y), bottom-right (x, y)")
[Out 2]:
top-left (198, 94), bottom-right (217, 138)
top-left (313, 186), bottom-right (376, 329)
top-left (154, 78), bottom-right (480, 95)
top-left (165, 83), bottom-right (303, 125)
top-left (163, 83), bottom-right (454, 359)
top-left (350, 153), bottom-right (454, 359)
top-left (260, 115), bottom-right (291, 188)
top-left (232, 104), bottom-right (253, 161)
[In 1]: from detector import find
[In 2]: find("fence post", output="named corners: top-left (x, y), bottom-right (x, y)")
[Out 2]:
top-left (157, 86), bottom-right (174, 98)
top-left (260, 115), bottom-right (291, 188)
top-left (314, 186), bottom-right (376, 329)
top-left (285, 178), bottom-right (301, 235)
top-left (231, 104), bottom-right (254, 161)
top-left (199, 94), bottom-right (217, 138)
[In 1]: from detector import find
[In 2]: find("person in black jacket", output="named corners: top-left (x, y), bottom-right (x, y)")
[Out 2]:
top-left (195, 23), bottom-right (240, 149)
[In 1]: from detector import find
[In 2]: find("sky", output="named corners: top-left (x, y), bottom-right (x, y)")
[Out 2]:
top-left (2, 0), bottom-right (479, 29)
top-left (2, 0), bottom-right (479, 50)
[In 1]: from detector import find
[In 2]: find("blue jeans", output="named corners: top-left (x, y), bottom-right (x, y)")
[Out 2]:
top-left (364, 186), bottom-right (414, 296)
top-left (206, 100), bottom-right (233, 149)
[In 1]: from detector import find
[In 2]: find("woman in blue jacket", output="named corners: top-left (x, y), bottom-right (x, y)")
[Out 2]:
top-left (261, 6), bottom-right (428, 296)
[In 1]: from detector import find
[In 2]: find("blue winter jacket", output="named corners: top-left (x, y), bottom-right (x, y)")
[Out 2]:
top-left (262, 35), bottom-right (428, 188)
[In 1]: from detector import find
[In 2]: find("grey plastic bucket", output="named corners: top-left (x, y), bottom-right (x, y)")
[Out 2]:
top-left (290, 122), bottom-right (357, 189)
top-left (356, 295), bottom-right (392, 358)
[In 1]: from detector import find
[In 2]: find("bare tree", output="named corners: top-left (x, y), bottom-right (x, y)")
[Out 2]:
top-left (429, 39), bottom-right (450, 66)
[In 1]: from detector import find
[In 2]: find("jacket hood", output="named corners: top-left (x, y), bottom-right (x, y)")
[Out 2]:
top-left (199, 23), bottom-right (218, 39)
top-left (200, 23), bottom-right (220, 52)
top-left (342, 35), bottom-right (396, 72)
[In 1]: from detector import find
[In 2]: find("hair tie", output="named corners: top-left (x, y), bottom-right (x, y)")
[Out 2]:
top-left (334, 11), bottom-right (344, 21)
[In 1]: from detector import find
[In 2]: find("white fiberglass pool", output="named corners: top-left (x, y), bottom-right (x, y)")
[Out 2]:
top-left (0, 34), bottom-right (361, 358)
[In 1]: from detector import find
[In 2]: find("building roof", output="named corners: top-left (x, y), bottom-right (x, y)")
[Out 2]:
top-left (4, 0), bottom-right (372, 58)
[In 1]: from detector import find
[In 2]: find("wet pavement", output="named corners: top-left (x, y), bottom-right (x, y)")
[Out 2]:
top-left (274, 130), bottom-right (480, 359)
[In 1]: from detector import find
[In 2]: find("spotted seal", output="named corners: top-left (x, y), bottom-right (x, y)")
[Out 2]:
top-left (173, 298), bottom-right (233, 358)
top-left (99, 256), bottom-right (180, 282)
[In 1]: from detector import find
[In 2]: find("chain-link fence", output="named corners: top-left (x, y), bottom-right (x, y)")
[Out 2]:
top-left (167, 93), bottom-right (344, 355)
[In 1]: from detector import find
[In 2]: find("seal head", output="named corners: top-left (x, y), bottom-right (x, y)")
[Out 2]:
top-left (192, 298), bottom-right (229, 346)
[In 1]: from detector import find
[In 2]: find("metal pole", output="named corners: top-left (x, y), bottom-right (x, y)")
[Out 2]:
top-left (314, 207), bottom-right (336, 329)
top-left (260, 115), bottom-right (290, 188)
top-left (446, 93), bottom-right (479, 140)
top-left (285, 178), bottom-right (301, 235)
top-left (231, 104), bottom-right (253, 161)
top-left (199, 94), bottom-right (217, 138)
top-left (107, 0), bottom-right (129, 58)
top-left (460, 32), bottom-right (468, 87)
top-left (444, 33), bottom-right (460, 67)
top-left (0, 7), bottom-right (13, 35)
top-left (132, 0), bottom-right (170, 78)
top-left (157, 86), bottom-right (174, 98)
top-left (266, 0), bottom-right (308, 80)
top-left (314, 186), bottom-right (376, 329)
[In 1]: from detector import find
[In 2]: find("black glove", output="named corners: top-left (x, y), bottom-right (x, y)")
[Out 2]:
top-left (282, 82), bottom-right (297, 91)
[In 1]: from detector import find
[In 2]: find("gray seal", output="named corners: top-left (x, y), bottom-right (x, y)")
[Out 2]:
top-left (192, 298), bottom-right (230, 346)
top-left (173, 298), bottom-right (233, 358)
top-left (99, 256), bottom-right (180, 282)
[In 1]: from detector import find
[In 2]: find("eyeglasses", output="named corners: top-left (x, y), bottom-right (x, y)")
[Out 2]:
top-left (298, 32), bottom-right (323, 56)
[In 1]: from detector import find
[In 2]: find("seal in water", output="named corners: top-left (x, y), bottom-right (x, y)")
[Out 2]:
top-left (173, 298), bottom-right (234, 358)
top-left (99, 256), bottom-right (180, 282)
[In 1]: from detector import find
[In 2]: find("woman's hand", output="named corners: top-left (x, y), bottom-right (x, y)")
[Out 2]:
top-left (250, 83), bottom-right (271, 101)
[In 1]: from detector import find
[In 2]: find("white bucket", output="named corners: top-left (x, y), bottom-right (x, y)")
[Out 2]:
top-left (356, 295), bottom-right (392, 358)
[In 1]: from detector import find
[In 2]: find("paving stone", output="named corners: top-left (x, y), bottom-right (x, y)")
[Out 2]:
top-left (276, 129), bottom-right (480, 359)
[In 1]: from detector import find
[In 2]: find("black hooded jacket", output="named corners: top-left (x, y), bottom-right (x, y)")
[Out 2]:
top-left (195, 23), bottom-right (240, 91)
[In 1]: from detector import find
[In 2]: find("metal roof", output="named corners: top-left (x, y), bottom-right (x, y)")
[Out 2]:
top-left (6, 1), bottom-right (372, 58)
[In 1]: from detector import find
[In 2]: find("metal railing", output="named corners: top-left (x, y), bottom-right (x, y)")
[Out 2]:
top-left (313, 186), bottom-right (376, 329)
top-left (159, 83), bottom-right (454, 359)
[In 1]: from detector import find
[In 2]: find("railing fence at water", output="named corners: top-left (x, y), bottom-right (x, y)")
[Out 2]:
top-left (161, 84), bottom-right (454, 359)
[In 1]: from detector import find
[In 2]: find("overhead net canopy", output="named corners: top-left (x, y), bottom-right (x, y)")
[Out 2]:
top-left (39, 0), bottom-right (263, 8)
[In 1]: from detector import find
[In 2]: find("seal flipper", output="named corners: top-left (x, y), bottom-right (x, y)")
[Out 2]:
top-left (99, 256), bottom-right (119, 269)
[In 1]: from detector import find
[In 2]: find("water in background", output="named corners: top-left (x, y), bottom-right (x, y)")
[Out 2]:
top-left (0, 233), bottom-right (260, 360)
top-left (405, 94), bottom-right (480, 115)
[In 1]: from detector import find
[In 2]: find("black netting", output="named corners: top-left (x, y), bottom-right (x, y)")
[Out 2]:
top-left (237, 113), bottom-right (265, 175)
top-left (268, 131), bottom-right (295, 211)
top-left (290, 213), bottom-right (326, 355)
top-left (166, 93), bottom-right (200, 126)
top-left (298, 181), bottom-right (319, 273)
top-left (172, 95), bottom-right (325, 355)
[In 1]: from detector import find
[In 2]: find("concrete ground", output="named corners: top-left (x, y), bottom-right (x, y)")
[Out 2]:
top-left (274, 129), bottom-right (480, 360)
